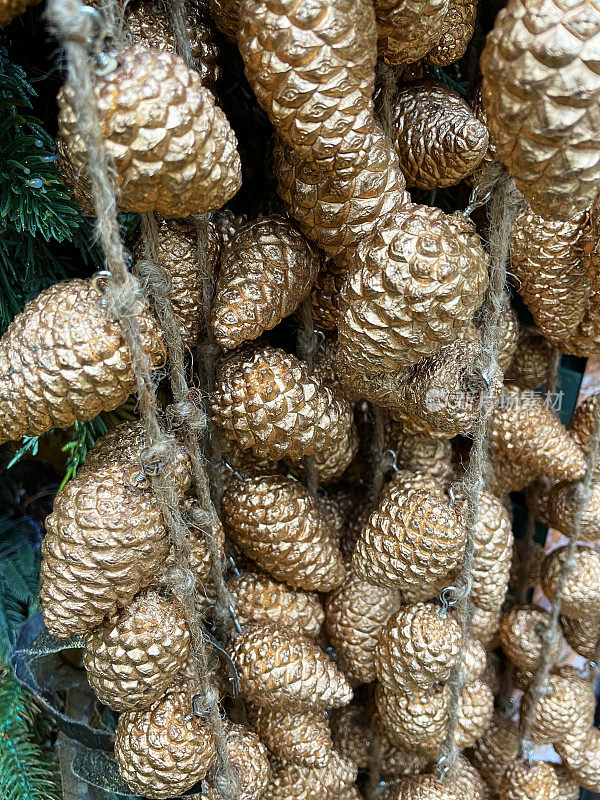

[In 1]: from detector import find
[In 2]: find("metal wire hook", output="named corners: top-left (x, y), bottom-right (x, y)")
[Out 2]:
top-left (221, 453), bottom-right (244, 482)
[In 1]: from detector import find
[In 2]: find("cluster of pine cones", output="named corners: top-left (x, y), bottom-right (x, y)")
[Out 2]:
top-left (2, 0), bottom-right (600, 797)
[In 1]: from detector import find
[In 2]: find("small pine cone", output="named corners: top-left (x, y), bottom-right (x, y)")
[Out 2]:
top-left (510, 206), bottom-right (588, 345)
top-left (470, 492), bottom-right (513, 612)
top-left (212, 216), bottom-right (320, 349)
top-left (561, 614), bottom-right (600, 659)
top-left (541, 545), bottom-right (600, 620)
top-left (555, 726), bottom-right (600, 793)
top-left (498, 604), bottom-right (563, 673)
top-left (341, 499), bottom-right (373, 563)
top-left (82, 588), bottom-right (189, 712)
top-left (324, 569), bottom-right (401, 683)
top-left (311, 258), bottom-right (347, 331)
top-left (470, 713), bottom-right (520, 791)
top-left (470, 604), bottom-right (502, 648)
top-left (222, 475), bottom-right (345, 592)
top-left (499, 760), bottom-right (559, 800)
top-left (379, 470), bottom-right (446, 503)
top-left (455, 680), bottom-right (494, 749)
top-left (330, 706), bottom-right (371, 769)
top-left (204, 723), bottom-right (270, 800)
top-left (227, 571), bottom-right (324, 638)
top-left (264, 753), bottom-right (358, 800)
top-left (427, 0), bottom-right (476, 64)
top-left (352, 485), bottom-right (467, 601)
top-left (58, 45), bottom-right (241, 217)
top-left (489, 386), bottom-right (586, 483)
top-left (394, 435), bottom-right (453, 480)
top-left (520, 668), bottom-right (595, 744)
top-left (506, 328), bottom-right (555, 390)
top-left (391, 82), bottom-right (489, 189)
top-left (212, 345), bottom-right (354, 464)
top-left (209, 0), bottom-right (239, 38)
top-left (487, 441), bottom-right (536, 497)
top-left (0, 0), bottom-right (41, 27)
top-left (554, 765), bottom-right (580, 800)
top-left (230, 623), bottom-right (353, 712)
top-left (115, 682), bottom-right (216, 799)
top-left (374, 0), bottom-right (449, 64)
top-left (246, 704), bottom-right (334, 767)
top-left (0, 279), bottom-right (164, 444)
top-left (374, 603), bottom-right (462, 693)
top-left (464, 638), bottom-right (487, 681)
top-left (545, 480), bottom-right (600, 541)
top-left (569, 391), bottom-right (600, 454)
top-left (495, 305), bottom-right (520, 373)
top-left (336, 206), bottom-right (489, 375)
top-left (377, 727), bottom-right (431, 779)
top-left (387, 775), bottom-right (461, 800)
top-left (444, 756), bottom-right (488, 800)
top-left (292, 423), bottom-right (359, 485)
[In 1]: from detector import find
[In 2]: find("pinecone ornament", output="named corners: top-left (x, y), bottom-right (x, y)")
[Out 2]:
top-left (496, 305), bottom-right (521, 373)
top-left (506, 328), bottom-right (555, 390)
top-left (470, 713), bottom-right (520, 790)
top-left (230, 623), bottom-right (353, 711)
top-left (545, 480), bottom-right (600, 541)
top-left (373, 0), bottom-right (449, 64)
top-left (58, 45), bottom-right (241, 217)
top-left (394, 435), bottom-right (453, 480)
top-left (212, 345), bottom-right (354, 466)
top-left (330, 706), bottom-right (371, 769)
top-left (470, 604), bottom-right (502, 647)
top-left (114, 682), bottom-right (216, 799)
top-left (541, 545), bottom-right (600, 619)
top-left (336, 206), bottom-right (489, 375)
top-left (487, 441), bottom-right (537, 496)
top-left (291, 421), bottom-right (359, 486)
top-left (246, 704), bottom-right (334, 767)
top-left (426, 0), bottom-right (477, 65)
top-left (375, 603), bottom-right (462, 693)
top-left (212, 216), bottom-right (320, 349)
top-left (311, 258), bottom-right (347, 331)
top-left (204, 722), bottom-right (270, 800)
top-left (264, 753), bottom-right (358, 800)
top-left (555, 726), bottom-right (600, 793)
top-left (391, 82), bottom-right (489, 189)
top-left (82, 588), bottom-right (190, 711)
top-left (498, 605), bottom-right (563, 672)
top-left (561, 613), bottom-right (600, 659)
top-left (387, 775), bottom-right (461, 800)
top-left (444, 756), bottom-right (488, 800)
top-left (521, 667), bottom-right (595, 744)
top-left (378, 730), bottom-right (432, 779)
top-left (554, 765), bottom-right (581, 800)
top-left (222, 475), bottom-right (345, 592)
top-left (0, 279), bottom-right (164, 444)
top-left (324, 568), bottom-right (401, 683)
top-left (568, 391), bottom-right (600, 477)
top-left (499, 760), bottom-right (559, 800)
top-left (470, 492), bottom-right (513, 612)
top-left (0, 0), bottom-right (40, 27)
top-left (209, 0), bottom-right (239, 38)
top-left (481, 0), bottom-right (600, 220)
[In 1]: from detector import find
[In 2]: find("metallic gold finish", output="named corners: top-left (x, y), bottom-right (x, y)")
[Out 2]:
top-left (295, 422), bottom-right (359, 485)
top-left (377, 728), bottom-right (431, 779)
top-left (496, 306), bottom-right (520, 373)
top-left (545, 480), bottom-right (600, 541)
top-left (387, 775), bottom-right (461, 800)
top-left (246, 704), bottom-right (334, 767)
top-left (520, 667), bottom-right (595, 744)
top-left (487, 441), bottom-right (536, 497)
top-left (204, 723), bottom-right (270, 800)
top-left (115, 682), bottom-right (216, 799)
top-left (470, 604), bottom-right (502, 648)
top-left (0, 0), bottom-right (40, 27)
top-left (263, 753), bottom-right (358, 800)
top-left (444, 756), bottom-right (488, 800)
top-left (470, 713), bottom-right (520, 791)
top-left (568, 391), bottom-right (600, 478)
top-left (555, 765), bottom-right (581, 800)
top-left (209, 0), bottom-right (239, 39)
top-left (481, 0), bottom-right (600, 220)
top-left (555, 726), bottom-right (600, 793)
top-left (427, 0), bottom-right (477, 64)
top-left (506, 327), bottom-right (555, 390)
top-left (541, 545), bottom-right (600, 620)
top-left (58, 45), bottom-right (241, 217)
top-left (230, 623), bottom-right (353, 711)
top-left (330, 706), bottom-right (371, 769)
top-left (470, 492), bottom-right (513, 612)
top-left (212, 216), bottom-right (320, 349)
top-left (311, 258), bottom-right (347, 331)
top-left (561, 614), bottom-right (600, 659)
top-left (499, 604), bottom-right (562, 672)
top-left (379, 470), bottom-right (446, 502)
top-left (499, 760), bottom-right (559, 800)
top-left (394, 435), bottom-right (453, 480)
top-left (374, 0), bottom-right (449, 64)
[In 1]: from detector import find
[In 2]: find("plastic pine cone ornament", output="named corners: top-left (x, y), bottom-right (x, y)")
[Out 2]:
top-left (246, 704), bottom-right (334, 767)
top-left (545, 480), bottom-right (600, 541)
top-left (373, 0), bottom-right (449, 64)
top-left (394, 435), bottom-right (453, 480)
top-left (203, 722), bottom-right (270, 800)
top-left (57, 45), bottom-right (241, 217)
top-left (541, 545), bottom-right (600, 619)
top-left (387, 775), bottom-right (461, 800)
top-left (426, 0), bottom-right (477, 65)
top-left (498, 604), bottom-right (563, 672)
top-left (230, 623), bottom-right (353, 711)
top-left (470, 712), bottom-right (520, 790)
top-left (480, 0), bottom-right (600, 220)
top-left (499, 760), bottom-right (559, 800)
top-left (520, 667), bottom-right (595, 744)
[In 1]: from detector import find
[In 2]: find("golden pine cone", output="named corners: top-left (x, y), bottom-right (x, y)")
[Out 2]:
top-left (336, 206), bottom-right (489, 374)
top-left (510, 206), bottom-right (588, 345)
top-left (292, 423), bottom-right (359, 486)
top-left (324, 569), bottom-right (401, 684)
top-left (568, 391), bottom-right (600, 478)
top-left (495, 305), bottom-right (520, 374)
top-left (230, 623), bottom-right (353, 711)
top-left (246, 704), bottom-right (334, 767)
top-left (222, 475), bottom-right (345, 592)
top-left (311, 258), bottom-right (347, 331)
top-left (82, 588), bottom-right (189, 712)
top-left (506, 328), bottom-right (555, 390)
top-left (330, 706), bottom-right (371, 769)
top-left (498, 604), bottom-right (562, 672)
top-left (470, 713), bottom-right (520, 790)
top-left (212, 216), bottom-right (320, 349)
top-left (499, 760), bottom-right (559, 800)
top-left (0, 279), bottom-right (164, 444)
top-left (487, 441), bottom-right (536, 497)
top-left (227, 571), bottom-right (324, 638)
top-left (212, 345), bottom-right (354, 465)
top-left (561, 613), bottom-right (600, 659)
top-left (545, 480), bottom-right (600, 541)
top-left (114, 682), bottom-right (216, 798)
top-left (391, 82), bottom-right (489, 189)
top-left (481, 0), bottom-right (600, 220)
top-left (463, 638), bottom-right (488, 681)
top-left (426, 0), bottom-right (477, 65)
top-left (373, 0), bottom-right (449, 64)
top-left (58, 45), bottom-right (241, 217)
top-left (377, 727), bottom-right (431, 779)
top-left (394, 435), bottom-right (453, 480)
top-left (554, 765), bottom-right (580, 800)
top-left (379, 470), bottom-right (446, 503)
top-left (0, 0), bottom-right (41, 27)
top-left (489, 386), bottom-right (586, 483)
top-left (444, 756), bottom-right (488, 800)
top-left (204, 722), bottom-right (270, 800)
top-left (374, 603), bottom-right (462, 693)
top-left (352, 485), bottom-right (467, 601)
top-left (470, 492), bottom-right (513, 612)
top-left (209, 0), bottom-right (239, 38)
top-left (387, 775), bottom-right (461, 800)
top-left (555, 725), bottom-right (600, 793)
top-left (541, 545), bottom-right (600, 619)
top-left (455, 679), bottom-right (495, 748)
top-left (264, 753), bottom-right (358, 800)
top-left (470, 604), bottom-right (502, 648)
top-left (520, 667), bottom-right (595, 744)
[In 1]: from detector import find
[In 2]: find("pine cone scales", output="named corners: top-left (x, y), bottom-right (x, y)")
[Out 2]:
top-left (481, 0), bottom-right (600, 220)
top-left (520, 669), bottom-right (595, 743)
top-left (561, 614), bottom-right (600, 658)
top-left (499, 605), bottom-right (562, 672)
top-left (374, 0), bottom-right (449, 64)
top-left (387, 775), bottom-right (461, 800)
top-left (0, 279), bottom-right (164, 444)
top-left (470, 713), bottom-right (520, 790)
top-left (499, 760), bottom-right (559, 800)
top-left (230, 623), bottom-right (353, 711)
top-left (545, 480), bottom-right (600, 540)
top-left (246, 705), bottom-right (334, 767)
top-left (212, 217), bottom-right (320, 349)
top-left (264, 754), bottom-right (358, 800)
top-left (427, 0), bottom-right (477, 65)
top-left (58, 44), bottom-right (241, 217)
top-left (311, 258), bottom-right (347, 329)
top-left (556, 727), bottom-right (600, 792)
top-left (204, 723), bottom-right (270, 800)
top-left (470, 493), bottom-right (513, 611)
top-left (541, 545), bottom-right (600, 619)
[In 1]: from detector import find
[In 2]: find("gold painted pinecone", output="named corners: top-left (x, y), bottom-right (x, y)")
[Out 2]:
top-left (324, 568), bottom-right (401, 683)
top-left (495, 304), bottom-right (520, 373)
top-left (264, 753), bottom-right (358, 800)
top-left (545, 480), bottom-right (600, 541)
top-left (506, 327), bottom-right (555, 390)
top-left (114, 681), bottom-right (216, 799)
top-left (444, 756), bottom-right (488, 800)
top-left (489, 386), bottom-right (586, 483)
top-left (541, 545), bottom-right (600, 619)
top-left (554, 765), bottom-right (581, 800)
top-left (499, 760), bottom-right (559, 800)
top-left (561, 614), bottom-right (600, 659)
top-left (470, 604), bottom-right (502, 648)
top-left (426, 0), bottom-right (477, 65)
top-left (379, 470), bottom-right (446, 502)
top-left (230, 623), bottom-right (353, 711)
top-left (0, 0), bottom-right (41, 27)
top-left (311, 258), bottom-right (347, 331)
top-left (391, 82), bottom-right (489, 189)
top-left (377, 727), bottom-right (431, 779)
top-left (555, 725), bottom-right (600, 793)
top-left (336, 206), bottom-right (489, 374)
top-left (227, 571), bottom-right (324, 638)
top-left (375, 603), bottom-right (462, 693)
top-left (498, 604), bottom-right (563, 672)
top-left (222, 475), bottom-right (345, 592)
top-left (330, 706), bottom-right (371, 769)
top-left (481, 0), bottom-right (600, 220)
top-left (568, 391), bottom-right (600, 478)
top-left (82, 588), bottom-right (189, 712)
top-left (520, 667), bottom-right (595, 744)
top-left (510, 206), bottom-right (588, 345)
top-left (212, 216), bottom-right (320, 349)
top-left (0, 279), bottom-right (164, 444)
top-left (394, 435), bottom-right (453, 480)
top-left (487, 441), bottom-right (537, 497)
top-left (353, 484), bottom-right (467, 601)
top-left (204, 722), bottom-right (270, 800)
top-left (58, 45), bottom-right (241, 217)
top-left (470, 492), bottom-right (513, 612)
top-left (246, 704), bottom-right (334, 767)
top-left (209, 0), bottom-right (239, 38)
top-left (387, 775), bottom-right (461, 800)
top-left (212, 345), bottom-right (354, 466)
top-left (470, 713), bottom-right (520, 790)
top-left (373, 0), bottom-right (449, 64)
top-left (291, 422), bottom-right (359, 486)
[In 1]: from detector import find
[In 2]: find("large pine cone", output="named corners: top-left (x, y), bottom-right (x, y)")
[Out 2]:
top-left (498, 604), bottom-right (563, 672)
top-left (387, 775), bottom-right (461, 800)
top-left (230, 623), bottom-right (353, 711)
top-left (470, 712), bottom-right (520, 790)
top-left (373, 0), bottom-right (449, 64)
top-left (481, 0), bottom-right (600, 220)
top-left (58, 44), bottom-right (241, 217)
top-left (541, 545), bottom-right (600, 619)
top-left (426, 0), bottom-right (477, 64)
top-left (520, 668), bottom-right (595, 744)
top-left (204, 722), bottom-right (270, 800)
top-left (0, 279), bottom-right (164, 444)
top-left (469, 492), bottom-right (513, 612)
top-left (82, 588), bottom-right (190, 711)
top-left (499, 760), bottom-right (559, 800)
top-left (246, 705), bottom-right (334, 767)
top-left (555, 725), bottom-right (600, 793)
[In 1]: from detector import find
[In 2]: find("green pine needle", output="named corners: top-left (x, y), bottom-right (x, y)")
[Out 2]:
top-left (59, 417), bottom-right (108, 490)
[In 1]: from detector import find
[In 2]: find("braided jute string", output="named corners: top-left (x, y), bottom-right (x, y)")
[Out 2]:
top-left (437, 164), bottom-right (520, 776)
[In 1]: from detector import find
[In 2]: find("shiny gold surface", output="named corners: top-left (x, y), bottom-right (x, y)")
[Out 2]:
top-left (263, 753), bottom-right (358, 800)
top-left (387, 775), bottom-right (462, 800)
top-left (444, 756), bottom-right (488, 800)
top-left (374, 0), bottom-right (449, 64)
top-left (427, 0), bottom-right (477, 64)
top-left (246, 704), bottom-right (333, 767)
top-left (203, 723), bottom-right (270, 800)
top-left (541, 544), bottom-right (600, 619)
top-left (520, 668), bottom-right (595, 744)
top-left (499, 760), bottom-right (559, 800)
top-left (310, 258), bottom-right (347, 331)
top-left (470, 713), bottom-right (520, 791)
top-left (470, 492), bottom-right (513, 612)
top-left (506, 327), bottom-right (555, 390)
top-left (560, 613), bottom-right (600, 659)
top-left (556, 726), bottom-right (600, 793)
top-left (499, 604), bottom-right (562, 672)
